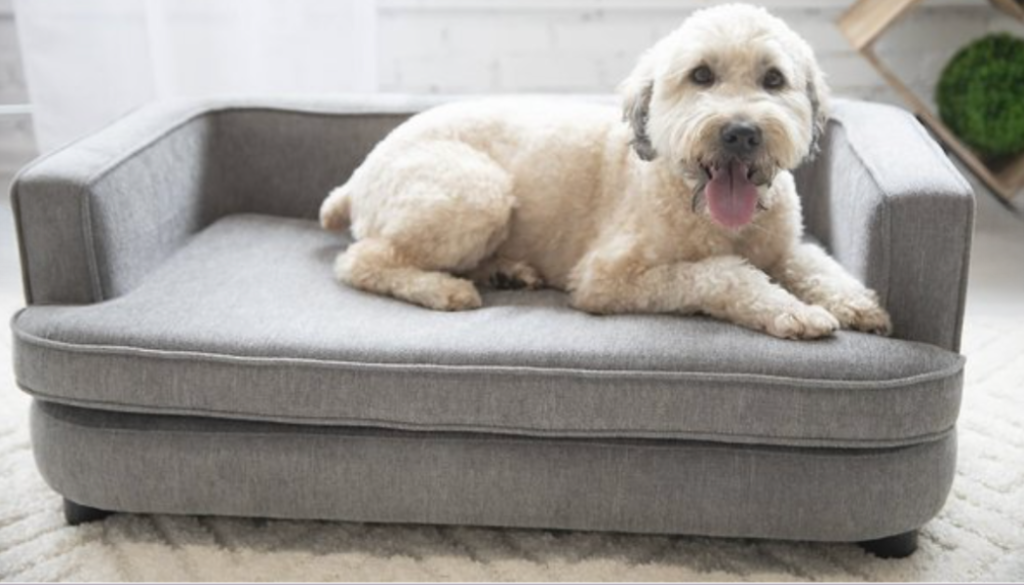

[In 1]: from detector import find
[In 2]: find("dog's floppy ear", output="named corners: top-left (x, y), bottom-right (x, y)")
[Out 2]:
top-left (805, 64), bottom-right (831, 161)
top-left (620, 54), bottom-right (658, 161)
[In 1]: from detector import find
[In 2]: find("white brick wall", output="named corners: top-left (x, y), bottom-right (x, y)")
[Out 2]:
top-left (376, 2), bottom-right (1022, 107)
top-left (1, 0), bottom-right (1022, 166)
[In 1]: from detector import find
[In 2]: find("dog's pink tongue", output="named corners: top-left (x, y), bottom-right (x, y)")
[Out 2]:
top-left (705, 161), bottom-right (759, 229)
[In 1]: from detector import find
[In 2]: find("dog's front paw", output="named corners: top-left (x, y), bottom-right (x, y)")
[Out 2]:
top-left (824, 292), bottom-right (892, 336)
top-left (417, 279), bottom-right (483, 311)
top-left (765, 304), bottom-right (839, 340)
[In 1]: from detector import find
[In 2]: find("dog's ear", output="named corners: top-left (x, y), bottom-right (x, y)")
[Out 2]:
top-left (619, 55), bottom-right (658, 161)
top-left (805, 64), bottom-right (830, 161)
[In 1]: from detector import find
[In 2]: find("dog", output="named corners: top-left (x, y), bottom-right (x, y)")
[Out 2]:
top-left (319, 3), bottom-right (892, 340)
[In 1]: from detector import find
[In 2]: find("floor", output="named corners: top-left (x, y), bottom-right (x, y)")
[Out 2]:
top-left (0, 159), bottom-right (1022, 580)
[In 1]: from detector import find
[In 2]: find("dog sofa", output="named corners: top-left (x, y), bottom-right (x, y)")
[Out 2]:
top-left (11, 96), bottom-right (974, 558)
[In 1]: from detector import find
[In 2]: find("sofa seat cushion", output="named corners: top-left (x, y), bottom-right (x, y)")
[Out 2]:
top-left (13, 214), bottom-right (964, 448)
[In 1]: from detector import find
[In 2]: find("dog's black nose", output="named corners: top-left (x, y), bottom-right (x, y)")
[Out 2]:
top-left (720, 122), bottom-right (763, 156)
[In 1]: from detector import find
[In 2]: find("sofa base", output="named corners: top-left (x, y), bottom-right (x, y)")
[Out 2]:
top-left (63, 498), bottom-right (113, 525)
top-left (32, 400), bottom-right (955, 544)
top-left (858, 530), bottom-right (919, 559)
top-left (56, 499), bottom-right (921, 560)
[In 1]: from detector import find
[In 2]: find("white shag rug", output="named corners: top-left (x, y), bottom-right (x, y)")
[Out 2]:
top-left (2, 227), bottom-right (1023, 582)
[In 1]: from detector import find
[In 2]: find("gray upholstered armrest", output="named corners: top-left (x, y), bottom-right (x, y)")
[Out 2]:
top-left (12, 101), bottom-right (220, 305)
top-left (12, 96), bottom-right (464, 306)
top-left (795, 99), bottom-right (975, 351)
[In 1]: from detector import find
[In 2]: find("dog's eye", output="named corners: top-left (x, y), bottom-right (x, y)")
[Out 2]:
top-left (763, 68), bottom-right (786, 90)
top-left (690, 65), bottom-right (715, 86)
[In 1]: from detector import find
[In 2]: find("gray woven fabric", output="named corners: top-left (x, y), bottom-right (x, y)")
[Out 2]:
top-left (12, 102), bottom-right (217, 304)
top-left (14, 214), bottom-right (964, 448)
top-left (32, 401), bottom-right (956, 542)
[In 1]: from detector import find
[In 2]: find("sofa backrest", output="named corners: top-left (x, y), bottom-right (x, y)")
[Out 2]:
top-left (209, 109), bottom-right (413, 221)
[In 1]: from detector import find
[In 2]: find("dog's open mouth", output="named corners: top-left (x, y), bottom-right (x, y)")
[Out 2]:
top-left (698, 161), bottom-right (761, 229)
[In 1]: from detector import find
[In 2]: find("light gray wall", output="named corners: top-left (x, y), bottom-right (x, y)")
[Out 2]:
top-left (0, 0), bottom-right (34, 175)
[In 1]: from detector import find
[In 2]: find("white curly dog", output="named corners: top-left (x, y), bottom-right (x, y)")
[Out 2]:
top-left (320, 3), bottom-right (892, 340)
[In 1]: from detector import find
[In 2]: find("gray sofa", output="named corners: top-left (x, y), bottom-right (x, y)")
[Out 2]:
top-left (11, 96), bottom-right (974, 558)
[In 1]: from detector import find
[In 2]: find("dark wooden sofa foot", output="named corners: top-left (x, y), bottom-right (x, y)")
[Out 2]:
top-left (857, 530), bottom-right (918, 559)
top-left (63, 498), bottom-right (113, 525)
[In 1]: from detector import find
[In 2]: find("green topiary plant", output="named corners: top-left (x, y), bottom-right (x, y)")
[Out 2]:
top-left (936, 33), bottom-right (1024, 159)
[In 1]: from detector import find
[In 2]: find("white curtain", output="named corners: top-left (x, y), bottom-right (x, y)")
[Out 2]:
top-left (14, 0), bottom-right (377, 152)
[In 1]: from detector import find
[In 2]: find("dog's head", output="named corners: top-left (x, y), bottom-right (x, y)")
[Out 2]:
top-left (620, 3), bottom-right (829, 229)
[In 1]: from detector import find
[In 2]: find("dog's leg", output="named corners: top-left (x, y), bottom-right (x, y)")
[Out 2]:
top-left (336, 238), bottom-right (483, 311)
top-left (330, 140), bottom-right (517, 311)
top-left (769, 243), bottom-right (891, 335)
top-left (327, 138), bottom-right (520, 311)
top-left (571, 253), bottom-right (838, 340)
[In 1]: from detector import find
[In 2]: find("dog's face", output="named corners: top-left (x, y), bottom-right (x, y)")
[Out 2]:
top-left (621, 4), bottom-right (829, 229)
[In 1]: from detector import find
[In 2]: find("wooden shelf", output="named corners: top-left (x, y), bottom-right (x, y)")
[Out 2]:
top-left (838, 0), bottom-right (1024, 205)
top-left (995, 155), bottom-right (1024, 192)
top-left (838, 0), bottom-right (923, 50)
top-left (991, 0), bottom-right (1024, 19)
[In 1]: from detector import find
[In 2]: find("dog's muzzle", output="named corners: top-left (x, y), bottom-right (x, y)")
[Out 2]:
top-left (684, 122), bottom-right (770, 230)
top-left (720, 121), bottom-right (763, 158)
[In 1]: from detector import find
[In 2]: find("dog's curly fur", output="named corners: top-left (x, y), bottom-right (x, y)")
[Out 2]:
top-left (320, 3), bottom-right (891, 340)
